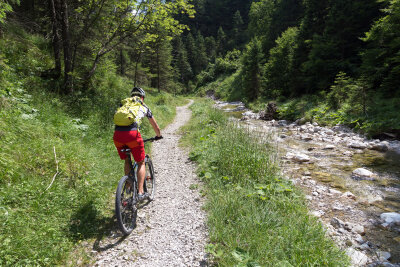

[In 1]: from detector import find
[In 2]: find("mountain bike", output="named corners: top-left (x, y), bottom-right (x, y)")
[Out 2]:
top-left (115, 137), bottom-right (159, 235)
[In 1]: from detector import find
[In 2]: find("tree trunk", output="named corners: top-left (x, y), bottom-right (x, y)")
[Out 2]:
top-left (134, 51), bottom-right (142, 87)
top-left (120, 48), bottom-right (125, 75)
top-left (60, 0), bottom-right (73, 93)
top-left (157, 47), bottom-right (160, 93)
top-left (49, 0), bottom-right (61, 78)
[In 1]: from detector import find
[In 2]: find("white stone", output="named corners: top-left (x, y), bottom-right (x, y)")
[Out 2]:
top-left (380, 212), bottom-right (400, 224)
top-left (346, 248), bottom-right (368, 266)
top-left (323, 145), bottom-right (336, 150)
top-left (352, 225), bottom-right (365, 235)
top-left (343, 151), bottom-right (353, 156)
top-left (352, 168), bottom-right (375, 178)
top-left (378, 251), bottom-right (391, 261)
top-left (293, 153), bottom-right (311, 162)
top-left (348, 141), bottom-right (368, 149)
top-left (329, 188), bottom-right (342, 195)
top-left (311, 211), bottom-right (323, 217)
top-left (300, 135), bottom-right (313, 141)
top-left (370, 142), bottom-right (389, 152)
top-left (325, 129), bottom-right (335, 135)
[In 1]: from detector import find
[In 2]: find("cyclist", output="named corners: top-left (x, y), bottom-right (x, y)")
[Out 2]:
top-left (113, 87), bottom-right (162, 201)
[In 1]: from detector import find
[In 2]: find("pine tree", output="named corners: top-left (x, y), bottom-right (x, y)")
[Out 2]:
top-left (195, 31), bottom-right (208, 73)
top-left (185, 33), bottom-right (198, 76)
top-left (263, 27), bottom-right (299, 98)
top-left (361, 0), bottom-right (400, 96)
top-left (216, 26), bottom-right (227, 56)
top-left (205, 36), bottom-right (217, 63)
top-left (241, 38), bottom-right (264, 100)
top-left (231, 10), bottom-right (244, 49)
top-left (172, 36), bottom-right (192, 85)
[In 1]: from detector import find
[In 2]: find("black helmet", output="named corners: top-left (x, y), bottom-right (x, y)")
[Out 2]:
top-left (131, 87), bottom-right (145, 98)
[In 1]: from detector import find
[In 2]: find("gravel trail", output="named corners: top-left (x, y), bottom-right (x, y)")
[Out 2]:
top-left (94, 100), bottom-right (208, 266)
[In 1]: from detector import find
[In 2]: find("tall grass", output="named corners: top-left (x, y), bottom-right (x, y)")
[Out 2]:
top-left (0, 23), bottom-right (185, 265)
top-left (181, 100), bottom-right (349, 266)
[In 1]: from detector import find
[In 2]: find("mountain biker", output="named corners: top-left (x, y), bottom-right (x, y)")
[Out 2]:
top-left (113, 87), bottom-right (162, 201)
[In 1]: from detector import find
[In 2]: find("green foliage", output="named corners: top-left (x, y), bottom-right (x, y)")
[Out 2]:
top-left (181, 100), bottom-right (349, 266)
top-left (263, 27), bottom-right (299, 98)
top-left (0, 23), bottom-right (184, 265)
top-left (0, 0), bottom-right (19, 23)
top-left (196, 50), bottom-right (241, 88)
top-left (361, 0), bottom-right (400, 96)
top-left (241, 38), bottom-right (264, 101)
top-left (172, 35), bottom-right (192, 86)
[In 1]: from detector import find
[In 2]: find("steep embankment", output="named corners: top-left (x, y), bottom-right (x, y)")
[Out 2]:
top-left (93, 100), bottom-right (209, 266)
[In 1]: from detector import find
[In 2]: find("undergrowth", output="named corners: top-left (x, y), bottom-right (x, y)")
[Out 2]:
top-left (0, 23), bottom-right (185, 265)
top-left (181, 99), bottom-right (349, 266)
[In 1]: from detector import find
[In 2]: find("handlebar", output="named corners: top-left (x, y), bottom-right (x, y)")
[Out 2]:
top-left (143, 136), bottom-right (163, 143)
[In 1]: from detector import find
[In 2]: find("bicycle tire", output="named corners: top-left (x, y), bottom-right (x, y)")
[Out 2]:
top-left (115, 175), bottom-right (137, 235)
top-left (144, 156), bottom-right (156, 201)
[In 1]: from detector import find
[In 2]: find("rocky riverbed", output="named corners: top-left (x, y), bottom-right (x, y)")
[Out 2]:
top-left (216, 101), bottom-right (400, 267)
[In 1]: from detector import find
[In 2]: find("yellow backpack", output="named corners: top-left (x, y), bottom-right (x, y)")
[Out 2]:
top-left (113, 96), bottom-right (144, 126)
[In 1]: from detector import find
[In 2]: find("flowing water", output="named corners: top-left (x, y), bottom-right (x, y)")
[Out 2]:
top-left (216, 101), bottom-right (400, 264)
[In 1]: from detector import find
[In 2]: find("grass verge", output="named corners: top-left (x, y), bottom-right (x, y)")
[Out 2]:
top-left (0, 23), bottom-right (186, 266)
top-left (181, 99), bottom-right (350, 266)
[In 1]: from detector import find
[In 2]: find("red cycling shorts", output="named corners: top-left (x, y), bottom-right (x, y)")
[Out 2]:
top-left (113, 130), bottom-right (145, 162)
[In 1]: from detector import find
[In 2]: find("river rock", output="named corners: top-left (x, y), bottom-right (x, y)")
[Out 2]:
top-left (380, 212), bottom-right (400, 224)
top-left (348, 141), bottom-right (368, 149)
top-left (355, 235), bottom-right (365, 244)
top-left (378, 251), bottom-right (391, 261)
top-left (329, 188), bottom-right (342, 195)
top-left (353, 225), bottom-right (365, 235)
top-left (343, 151), bottom-right (353, 156)
top-left (278, 120), bottom-right (288, 126)
top-left (342, 191), bottom-right (356, 200)
top-left (331, 217), bottom-right (345, 229)
top-left (286, 152), bottom-right (311, 162)
top-left (323, 145), bottom-right (335, 150)
top-left (301, 134), bottom-right (313, 141)
top-left (346, 248), bottom-right (368, 266)
top-left (370, 141), bottom-right (389, 152)
top-left (242, 111), bottom-right (259, 120)
top-left (352, 168), bottom-right (376, 180)
top-left (325, 129), bottom-right (335, 136)
top-left (359, 243), bottom-right (370, 250)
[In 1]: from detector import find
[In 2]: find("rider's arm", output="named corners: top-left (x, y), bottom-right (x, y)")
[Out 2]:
top-left (148, 117), bottom-right (161, 137)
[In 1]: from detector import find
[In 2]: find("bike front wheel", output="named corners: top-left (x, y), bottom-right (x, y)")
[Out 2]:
top-left (115, 175), bottom-right (137, 235)
top-left (144, 155), bottom-right (156, 201)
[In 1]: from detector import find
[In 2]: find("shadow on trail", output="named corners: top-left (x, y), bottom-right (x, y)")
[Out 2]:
top-left (68, 201), bottom-right (114, 240)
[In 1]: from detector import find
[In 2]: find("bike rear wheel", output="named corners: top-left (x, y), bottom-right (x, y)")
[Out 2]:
top-left (115, 175), bottom-right (137, 235)
top-left (144, 155), bottom-right (156, 201)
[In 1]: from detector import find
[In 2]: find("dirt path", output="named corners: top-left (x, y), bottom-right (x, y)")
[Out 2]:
top-left (93, 100), bottom-right (208, 266)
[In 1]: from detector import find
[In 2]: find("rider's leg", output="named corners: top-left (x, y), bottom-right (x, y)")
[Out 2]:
top-left (136, 160), bottom-right (145, 194)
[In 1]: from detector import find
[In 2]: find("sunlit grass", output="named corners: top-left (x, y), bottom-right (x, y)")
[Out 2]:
top-left (181, 99), bottom-right (349, 266)
top-left (0, 23), bottom-right (185, 266)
